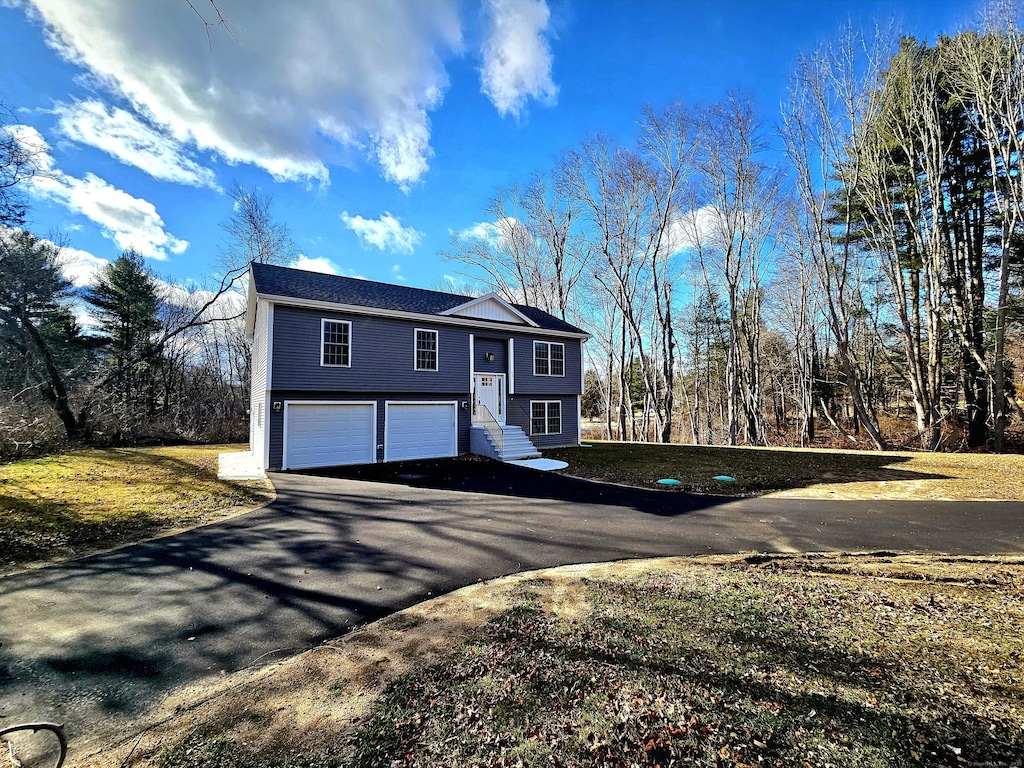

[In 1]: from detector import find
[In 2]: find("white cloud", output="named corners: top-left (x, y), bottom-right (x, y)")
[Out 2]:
top-left (10, 125), bottom-right (188, 260)
top-left (59, 244), bottom-right (111, 288)
top-left (54, 100), bottom-right (220, 190)
top-left (454, 217), bottom-right (522, 248)
top-left (293, 254), bottom-right (339, 275)
top-left (22, 0), bottom-right (465, 189)
top-left (669, 205), bottom-right (724, 253)
top-left (480, 0), bottom-right (558, 118)
top-left (341, 211), bottom-right (423, 255)
top-left (391, 263), bottom-right (406, 282)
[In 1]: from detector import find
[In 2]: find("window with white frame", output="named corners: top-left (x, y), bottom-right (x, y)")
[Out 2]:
top-left (415, 329), bottom-right (438, 371)
top-left (533, 341), bottom-right (564, 376)
top-left (531, 400), bottom-right (561, 435)
top-left (321, 319), bottom-right (351, 367)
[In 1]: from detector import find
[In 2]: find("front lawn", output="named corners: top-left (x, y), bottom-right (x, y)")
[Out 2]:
top-left (544, 441), bottom-right (1024, 500)
top-left (83, 553), bottom-right (1024, 768)
top-left (0, 445), bottom-right (274, 574)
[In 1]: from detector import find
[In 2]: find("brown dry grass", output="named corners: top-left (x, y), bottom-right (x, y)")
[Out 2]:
top-left (0, 445), bottom-right (274, 574)
top-left (76, 553), bottom-right (1024, 768)
top-left (545, 441), bottom-right (1024, 500)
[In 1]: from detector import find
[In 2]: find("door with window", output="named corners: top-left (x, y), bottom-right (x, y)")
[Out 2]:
top-left (473, 373), bottom-right (505, 425)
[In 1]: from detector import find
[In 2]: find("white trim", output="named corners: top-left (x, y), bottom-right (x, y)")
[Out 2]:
top-left (530, 399), bottom-right (562, 436)
top-left (439, 292), bottom-right (539, 327)
top-left (577, 394), bottom-right (582, 445)
top-left (265, 303), bottom-right (275, 391)
top-left (262, 394), bottom-right (271, 470)
top-left (468, 334), bottom-right (475, 392)
top-left (578, 336), bottom-right (587, 394)
top-left (244, 265), bottom-right (258, 337)
top-left (255, 293), bottom-right (590, 340)
top-left (508, 337), bottom-right (515, 394)
top-left (282, 400), bottom-right (377, 471)
top-left (533, 340), bottom-right (566, 377)
top-left (414, 327), bottom-right (439, 371)
top-left (383, 400), bottom-right (458, 462)
top-left (320, 318), bottom-right (352, 368)
top-left (473, 373), bottom-right (506, 425)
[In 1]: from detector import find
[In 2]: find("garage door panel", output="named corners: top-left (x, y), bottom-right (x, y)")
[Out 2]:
top-left (385, 402), bottom-right (457, 462)
top-left (285, 403), bottom-right (375, 469)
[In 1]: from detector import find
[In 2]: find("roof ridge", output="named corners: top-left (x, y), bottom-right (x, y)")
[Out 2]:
top-left (253, 261), bottom-right (473, 303)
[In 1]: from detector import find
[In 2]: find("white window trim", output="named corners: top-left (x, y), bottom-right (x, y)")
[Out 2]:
top-left (414, 327), bottom-right (439, 371)
top-left (533, 340), bottom-right (565, 377)
top-left (530, 399), bottom-right (562, 435)
top-left (320, 318), bottom-right (352, 368)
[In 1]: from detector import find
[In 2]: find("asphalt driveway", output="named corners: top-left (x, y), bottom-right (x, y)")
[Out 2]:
top-left (1, 458), bottom-right (1022, 756)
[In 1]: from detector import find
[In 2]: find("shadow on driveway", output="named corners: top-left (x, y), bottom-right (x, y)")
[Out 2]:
top-left (305, 456), bottom-right (730, 516)
top-left (1, 458), bottom-right (1022, 758)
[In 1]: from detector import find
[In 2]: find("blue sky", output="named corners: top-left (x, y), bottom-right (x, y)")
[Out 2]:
top-left (0, 0), bottom-right (982, 295)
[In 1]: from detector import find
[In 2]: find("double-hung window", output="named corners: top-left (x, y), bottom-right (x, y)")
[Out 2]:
top-left (415, 329), bottom-right (438, 371)
top-left (321, 319), bottom-right (351, 367)
top-left (533, 341), bottom-right (564, 376)
top-left (531, 401), bottom-right (561, 435)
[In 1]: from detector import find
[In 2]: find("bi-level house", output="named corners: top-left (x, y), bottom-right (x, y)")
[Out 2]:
top-left (245, 263), bottom-right (589, 471)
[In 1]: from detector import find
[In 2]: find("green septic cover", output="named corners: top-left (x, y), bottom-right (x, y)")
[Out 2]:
top-left (713, 475), bottom-right (736, 482)
top-left (657, 478), bottom-right (682, 486)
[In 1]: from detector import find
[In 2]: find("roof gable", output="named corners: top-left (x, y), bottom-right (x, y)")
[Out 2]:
top-left (439, 292), bottom-right (537, 326)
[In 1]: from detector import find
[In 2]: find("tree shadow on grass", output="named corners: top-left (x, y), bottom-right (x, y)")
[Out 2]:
top-left (545, 443), bottom-right (953, 496)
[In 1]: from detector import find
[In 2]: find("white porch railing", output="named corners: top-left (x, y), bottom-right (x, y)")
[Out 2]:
top-left (473, 403), bottom-right (504, 457)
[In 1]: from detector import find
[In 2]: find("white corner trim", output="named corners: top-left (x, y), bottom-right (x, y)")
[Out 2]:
top-left (469, 334), bottom-right (475, 391)
top-left (265, 303), bottom-right (275, 391)
top-left (577, 394), bottom-right (582, 446)
top-left (508, 337), bottom-right (515, 394)
top-left (262, 394), bottom-right (271, 470)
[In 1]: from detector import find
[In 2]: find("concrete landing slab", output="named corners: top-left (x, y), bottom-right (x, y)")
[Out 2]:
top-left (218, 451), bottom-right (266, 480)
top-left (506, 458), bottom-right (569, 471)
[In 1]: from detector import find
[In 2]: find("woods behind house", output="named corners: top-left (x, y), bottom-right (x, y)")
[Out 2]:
top-left (1, 16), bottom-right (1022, 456)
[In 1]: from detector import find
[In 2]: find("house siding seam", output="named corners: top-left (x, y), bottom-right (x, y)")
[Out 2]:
top-left (271, 305), bottom-right (468, 392)
top-left (267, 390), bottom-right (471, 470)
top-left (506, 394), bottom-right (579, 449)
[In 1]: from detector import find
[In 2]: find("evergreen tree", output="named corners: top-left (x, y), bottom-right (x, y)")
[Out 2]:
top-left (85, 248), bottom-right (163, 434)
top-left (0, 230), bottom-right (90, 439)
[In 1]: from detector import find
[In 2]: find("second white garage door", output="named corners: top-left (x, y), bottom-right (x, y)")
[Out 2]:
top-left (284, 402), bottom-right (376, 470)
top-left (384, 401), bottom-right (458, 462)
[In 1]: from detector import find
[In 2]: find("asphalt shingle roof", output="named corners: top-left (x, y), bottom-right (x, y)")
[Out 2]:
top-left (250, 262), bottom-right (586, 335)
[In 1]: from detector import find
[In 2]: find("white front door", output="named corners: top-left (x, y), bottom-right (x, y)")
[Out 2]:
top-left (474, 374), bottom-right (505, 425)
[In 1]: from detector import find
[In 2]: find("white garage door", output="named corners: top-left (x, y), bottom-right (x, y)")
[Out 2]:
top-left (385, 402), bottom-right (458, 462)
top-left (284, 402), bottom-right (376, 470)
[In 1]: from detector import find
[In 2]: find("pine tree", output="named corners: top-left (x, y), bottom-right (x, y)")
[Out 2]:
top-left (85, 248), bottom-right (163, 435)
top-left (0, 230), bottom-right (90, 440)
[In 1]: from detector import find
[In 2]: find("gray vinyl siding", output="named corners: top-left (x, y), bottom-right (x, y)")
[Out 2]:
top-left (511, 334), bottom-right (583, 395)
top-left (271, 305), bottom-right (469, 392)
top-left (507, 394), bottom-right (579, 449)
top-left (474, 336), bottom-right (506, 374)
top-left (267, 391), bottom-right (471, 470)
